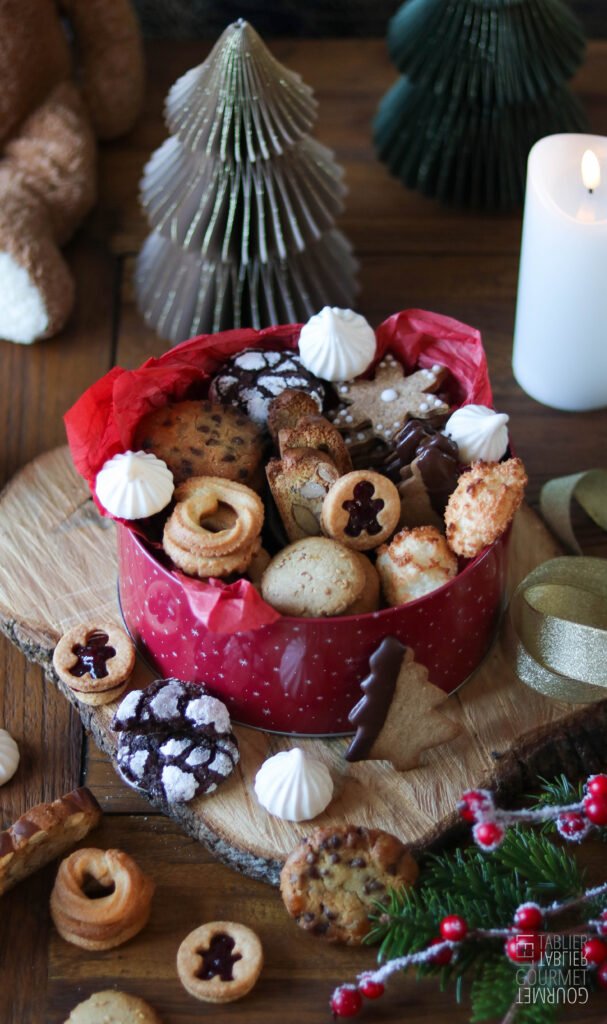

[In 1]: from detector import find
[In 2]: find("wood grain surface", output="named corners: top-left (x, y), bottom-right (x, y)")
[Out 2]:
top-left (1, 448), bottom-right (597, 883)
top-left (0, 37), bottom-right (606, 1024)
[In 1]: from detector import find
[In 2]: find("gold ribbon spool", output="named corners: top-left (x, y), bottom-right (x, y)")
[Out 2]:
top-left (508, 557), bottom-right (607, 703)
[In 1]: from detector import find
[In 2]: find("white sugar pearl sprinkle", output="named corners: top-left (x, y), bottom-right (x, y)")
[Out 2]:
top-left (380, 388), bottom-right (398, 402)
top-left (420, 402), bottom-right (429, 411)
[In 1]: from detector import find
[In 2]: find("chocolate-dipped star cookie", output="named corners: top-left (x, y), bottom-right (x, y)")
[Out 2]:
top-left (331, 354), bottom-right (449, 442)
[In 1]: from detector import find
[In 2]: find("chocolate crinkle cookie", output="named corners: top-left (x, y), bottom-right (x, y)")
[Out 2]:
top-left (280, 824), bottom-right (418, 945)
top-left (209, 349), bottom-right (325, 425)
top-left (112, 679), bottom-right (239, 804)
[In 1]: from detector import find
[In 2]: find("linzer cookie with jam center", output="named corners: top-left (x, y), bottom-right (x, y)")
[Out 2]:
top-left (177, 921), bottom-right (263, 1003)
top-left (280, 824), bottom-right (418, 944)
top-left (53, 622), bottom-right (135, 706)
top-left (133, 399), bottom-right (264, 489)
top-left (321, 470), bottom-right (401, 551)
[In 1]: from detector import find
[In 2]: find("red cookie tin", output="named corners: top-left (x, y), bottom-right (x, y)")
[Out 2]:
top-left (117, 524), bottom-right (509, 734)
top-left (65, 308), bottom-right (507, 736)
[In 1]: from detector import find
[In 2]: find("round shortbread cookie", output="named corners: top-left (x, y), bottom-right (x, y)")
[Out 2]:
top-left (64, 990), bottom-right (162, 1024)
top-left (260, 537), bottom-right (366, 617)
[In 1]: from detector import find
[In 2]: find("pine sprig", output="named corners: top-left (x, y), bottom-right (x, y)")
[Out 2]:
top-left (332, 775), bottom-right (607, 1023)
top-left (470, 957), bottom-right (520, 1022)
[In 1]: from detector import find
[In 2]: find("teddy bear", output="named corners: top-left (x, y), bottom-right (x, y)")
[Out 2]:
top-left (0, 0), bottom-right (144, 344)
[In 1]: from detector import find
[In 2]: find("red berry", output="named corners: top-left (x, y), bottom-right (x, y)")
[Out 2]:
top-left (583, 795), bottom-right (607, 827)
top-left (583, 938), bottom-right (607, 966)
top-left (458, 789), bottom-right (494, 823)
top-left (513, 903), bottom-right (543, 931)
top-left (359, 976), bottom-right (384, 1000)
top-left (556, 811), bottom-right (589, 841)
top-left (473, 820), bottom-right (505, 850)
top-left (330, 986), bottom-right (363, 1018)
top-left (505, 933), bottom-right (545, 965)
top-left (428, 937), bottom-right (452, 965)
top-left (597, 962), bottom-right (607, 990)
top-left (587, 775), bottom-right (607, 799)
top-left (440, 915), bottom-right (468, 941)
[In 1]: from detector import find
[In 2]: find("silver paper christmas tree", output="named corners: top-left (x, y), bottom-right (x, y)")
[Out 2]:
top-left (136, 19), bottom-right (358, 343)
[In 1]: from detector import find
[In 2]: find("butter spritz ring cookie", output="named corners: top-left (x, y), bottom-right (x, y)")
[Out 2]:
top-left (321, 470), bottom-right (400, 551)
top-left (52, 623), bottom-right (135, 706)
top-left (163, 476), bottom-right (264, 578)
top-left (177, 921), bottom-right (263, 1003)
top-left (445, 457), bottom-right (527, 559)
top-left (64, 990), bottom-right (162, 1024)
top-left (261, 537), bottom-right (366, 617)
top-left (50, 847), bottom-right (155, 950)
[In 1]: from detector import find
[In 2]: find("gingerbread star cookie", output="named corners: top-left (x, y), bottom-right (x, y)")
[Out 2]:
top-left (345, 638), bottom-right (461, 771)
top-left (331, 354), bottom-right (449, 442)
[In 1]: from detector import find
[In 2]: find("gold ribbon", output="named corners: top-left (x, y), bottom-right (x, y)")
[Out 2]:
top-left (507, 557), bottom-right (607, 703)
top-left (540, 469), bottom-right (607, 554)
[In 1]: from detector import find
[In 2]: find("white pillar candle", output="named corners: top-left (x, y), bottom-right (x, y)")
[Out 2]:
top-left (512, 134), bottom-right (607, 411)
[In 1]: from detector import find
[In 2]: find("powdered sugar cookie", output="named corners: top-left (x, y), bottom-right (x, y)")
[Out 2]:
top-left (112, 679), bottom-right (239, 803)
top-left (210, 348), bottom-right (324, 425)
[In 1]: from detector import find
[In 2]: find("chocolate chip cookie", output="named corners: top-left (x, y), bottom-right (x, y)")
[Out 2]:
top-left (133, 399), bottom-right (264, 488)
top-left (280, 825), bottom-right (418, 944)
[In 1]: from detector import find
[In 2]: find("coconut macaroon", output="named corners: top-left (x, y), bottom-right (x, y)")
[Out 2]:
top-left (376, 526), bottom-right (458, 606)
top-left (444, 457), bottom-right (527, 559)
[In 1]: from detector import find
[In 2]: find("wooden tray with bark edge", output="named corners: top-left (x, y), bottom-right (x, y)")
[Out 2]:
top-left (0, 446), bottom-right (605, 885)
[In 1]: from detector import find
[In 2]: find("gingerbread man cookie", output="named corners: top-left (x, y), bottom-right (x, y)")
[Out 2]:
top-left (331, 354), bottom-right (449, 441)
top-left (177, 921), bottom-right (263, 1003)
top-left (53, 623), bottom-right (135, 706)
top-left (321, 470), bottom-right (400, 551)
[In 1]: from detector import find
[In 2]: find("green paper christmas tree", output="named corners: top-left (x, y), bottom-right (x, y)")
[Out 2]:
top-left (136, 19), bottom-right (357, 344)
top-left (374, 0), bottom-right (588, 209)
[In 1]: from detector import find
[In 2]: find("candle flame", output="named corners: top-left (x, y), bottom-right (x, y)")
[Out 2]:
top-left (581, 149), bottom-right (600, 191)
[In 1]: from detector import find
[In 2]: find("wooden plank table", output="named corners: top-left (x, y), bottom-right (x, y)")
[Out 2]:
top-left (0, 38), bottom-right (606, 1024)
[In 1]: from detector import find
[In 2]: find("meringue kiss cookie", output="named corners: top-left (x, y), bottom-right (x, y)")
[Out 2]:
top-left (298, 307), bottom-right (377, 382)
top-left (254, 748), bottom-right (333, 821)
top-left (445, 405), bottom-right (509, 464)
top-left (96, 451), bottom-right (174, 519)
top-left (0, 729), bottom-right (19, 786)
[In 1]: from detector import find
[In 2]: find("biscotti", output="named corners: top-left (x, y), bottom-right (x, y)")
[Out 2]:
top-left (0, 787), bottom-right (102, 896)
